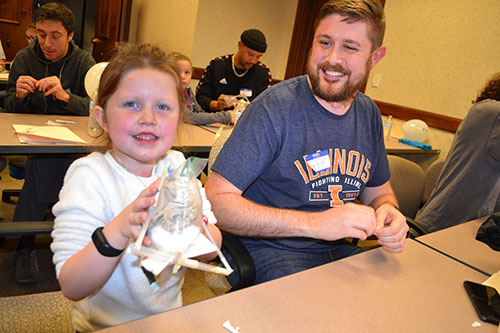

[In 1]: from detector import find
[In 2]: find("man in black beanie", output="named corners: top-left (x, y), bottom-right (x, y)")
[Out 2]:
top-left (196, 29), bottom-right (272, 111)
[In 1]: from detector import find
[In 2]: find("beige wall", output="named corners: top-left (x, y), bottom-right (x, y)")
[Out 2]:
top-left (366, 0), bottom-right (500, 119)
top-left (366, 0), bottom-right (500, 160)
top-left (134, 0), bottom-right (199, 56)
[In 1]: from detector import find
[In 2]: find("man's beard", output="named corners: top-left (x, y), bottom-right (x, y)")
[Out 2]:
top-left (308, 61), bottom-right (371, 102)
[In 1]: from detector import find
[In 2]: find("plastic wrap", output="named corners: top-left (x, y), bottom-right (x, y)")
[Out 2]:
top-left (128, 157), bottom-right (232, 281)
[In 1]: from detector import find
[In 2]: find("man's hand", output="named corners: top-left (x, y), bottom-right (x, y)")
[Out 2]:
top-left (311, 202), bottom-right (377, 241)
top-left (15, 75), bottom-right (38, 100)
top-left (217, 94), bottom-right (232, 110)
top-left (210, 94), bottom-right (232, 111)
top-left (37, 76), bottom-right (70, 103)
top-left (374, 203), bottom-right (408, 252)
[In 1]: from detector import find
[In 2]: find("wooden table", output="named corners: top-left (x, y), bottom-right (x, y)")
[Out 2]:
top-left (416, 217), bottom-right (500, 276)
top-left (100, 240), bottom-right (494, 332)
top-left (0, 113), bottom-right (216, 155)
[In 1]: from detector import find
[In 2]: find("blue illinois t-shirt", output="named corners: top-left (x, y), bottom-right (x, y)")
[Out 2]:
top-left (212, 75), bottom-right (389, 250)
top-left (213, 74), bottom-right (389, 210)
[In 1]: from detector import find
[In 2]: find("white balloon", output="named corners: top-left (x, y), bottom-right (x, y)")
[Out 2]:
top-left (402, 119), bottom-right (429, 141)
top-left (84, 62), bottom-right (109, 99)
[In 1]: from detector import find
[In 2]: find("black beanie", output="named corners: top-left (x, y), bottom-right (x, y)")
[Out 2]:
top-left (240, 29), bottom-right (267, 53)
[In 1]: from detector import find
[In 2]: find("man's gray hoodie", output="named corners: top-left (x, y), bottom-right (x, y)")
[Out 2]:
top-left (5, 39), bottom-right (95, 115)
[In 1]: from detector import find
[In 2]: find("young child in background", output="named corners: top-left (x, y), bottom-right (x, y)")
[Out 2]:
top-left (50, 43), bottom-right (222, 332)
top-left (24, 23), bottom-right (37, 45)
top-left (168, 52), bottom-right (235, 126)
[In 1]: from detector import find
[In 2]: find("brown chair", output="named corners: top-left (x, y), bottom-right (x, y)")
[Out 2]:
top-left (207, 128), bottom-right (233, 175)
top-left (387, 155), bottom-right (429, 237)
top-left (1, 159), bottom-right (26, 203)
top-left (387, 155), bottom-right (425, 219)
top-left (422, 159), bottom-right (446, 204)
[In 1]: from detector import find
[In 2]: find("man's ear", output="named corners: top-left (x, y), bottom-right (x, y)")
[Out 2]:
top-left (67, 31), bottom-right (74, 42)
top-left (93, 104), bottom-right (108, 132)
top-left (370, 45), bottom-right (386, 69)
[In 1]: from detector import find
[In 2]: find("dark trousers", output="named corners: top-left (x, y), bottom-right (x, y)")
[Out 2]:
top-left (225, 237), bottom-right (364, 286)
top-left (14, 156), bottom-right (77, 250)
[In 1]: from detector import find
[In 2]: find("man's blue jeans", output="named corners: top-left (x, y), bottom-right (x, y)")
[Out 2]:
top-left (224, 237), bottom-right (364, 286)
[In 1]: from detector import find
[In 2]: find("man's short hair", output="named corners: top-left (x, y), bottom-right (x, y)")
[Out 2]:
top-left (314, 0), bottom-right (385, 52)
top-left (240, 29), bottom-right (267, 53)
top-left (34, 2), bottom-right (75, 34)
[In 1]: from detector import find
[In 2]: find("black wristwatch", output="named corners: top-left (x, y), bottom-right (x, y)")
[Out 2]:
top-left (92, 227), bottom-right (124, 257)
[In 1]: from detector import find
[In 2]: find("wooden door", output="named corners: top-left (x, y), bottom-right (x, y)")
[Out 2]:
top-left (92, 0), bottom-right (132, 62)
top-left (0, 0), bottom-right (33, 61)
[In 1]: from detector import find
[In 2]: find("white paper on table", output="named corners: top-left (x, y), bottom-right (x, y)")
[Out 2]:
top-left (13, 124), bottom-right (86, 144)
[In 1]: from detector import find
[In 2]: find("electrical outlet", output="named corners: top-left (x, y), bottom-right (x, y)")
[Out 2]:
top-left (372, 73), bottom-right (381, 88)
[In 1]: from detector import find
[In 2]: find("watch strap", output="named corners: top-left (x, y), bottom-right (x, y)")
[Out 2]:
top-left (92, 227), bottom-right (124, 257)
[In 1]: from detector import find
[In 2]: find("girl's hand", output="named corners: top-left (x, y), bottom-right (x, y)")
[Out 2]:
top-left (110, 178), bottom-right (161, 247)
top-left (57, 179), bottom-right (161, 301)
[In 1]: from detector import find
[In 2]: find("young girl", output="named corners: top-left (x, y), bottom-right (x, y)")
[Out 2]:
top-left (168, 52), bottom-right (235, 126)
top-left (50, 43), bottom-right (222, 332)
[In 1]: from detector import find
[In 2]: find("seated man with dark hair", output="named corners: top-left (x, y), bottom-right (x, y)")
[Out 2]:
top-left (4, 2), bottom-right (95, 283)
top-left (416, 73), bottom-right (500, 232)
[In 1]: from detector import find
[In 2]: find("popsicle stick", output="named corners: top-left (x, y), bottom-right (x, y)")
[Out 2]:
top-left (135, 161), bottom-right (170, 247)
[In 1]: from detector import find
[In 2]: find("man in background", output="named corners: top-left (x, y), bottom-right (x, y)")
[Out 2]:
top-left (4, 2), bottom-right (95, 283)
top-left (206, 0), bottom-right (408, 285)
top-left (196, 28), bottom-right (272, 111)
top-left (5, 3), bottom-right (94, 114)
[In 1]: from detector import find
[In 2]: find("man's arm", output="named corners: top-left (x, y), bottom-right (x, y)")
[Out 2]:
top-left (251, 64), bottom-right (272, 100)
top-left (4, 55), bottom-right (32, 113)
top-left (205, 171), bottom-right (379, 241)
top-left (62, 53), bottom-right (96, 115)
top-left (209, 95), bottom-right (231, 111)
top-left (195, 63), bottom-right (215, 111)
top-left (362, 181), bottom-right (408, 252)
top-left (183, 106), bottom-right (233, 125)
top-left (196, 60), bottom-right (230, 111)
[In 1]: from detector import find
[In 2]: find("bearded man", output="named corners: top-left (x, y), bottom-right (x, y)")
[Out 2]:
top-left (205, 0), bottom-right (408, 286)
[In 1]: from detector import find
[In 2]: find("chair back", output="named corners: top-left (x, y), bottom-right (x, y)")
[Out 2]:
top-left (387, 155), bottom-right (425, 219)
top-left (207, 129), bottom-right (233, 175)
top-left (422, 159), bottom-right (445, 204)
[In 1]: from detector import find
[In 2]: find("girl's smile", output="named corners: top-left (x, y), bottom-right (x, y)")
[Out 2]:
top-left (95, 68), bottom-right (180, 177)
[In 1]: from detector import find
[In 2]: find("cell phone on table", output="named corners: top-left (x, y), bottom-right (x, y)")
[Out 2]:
top-left (463, 280), bottom-right (500, 325)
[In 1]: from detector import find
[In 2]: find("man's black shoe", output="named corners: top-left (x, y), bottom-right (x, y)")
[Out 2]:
top-left (14, 248), bottom-right (39, 284)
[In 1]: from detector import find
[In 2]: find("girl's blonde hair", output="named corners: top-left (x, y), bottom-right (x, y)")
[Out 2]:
top-left (95, 43), bottom-right (185, 149)
top-left (167, 51), bottom-right (192, 66)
